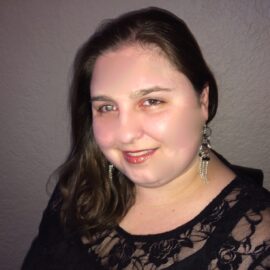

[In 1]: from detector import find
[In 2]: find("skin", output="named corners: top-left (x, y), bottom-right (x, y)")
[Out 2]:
top-left (91, 44), bottom-right (235, 234)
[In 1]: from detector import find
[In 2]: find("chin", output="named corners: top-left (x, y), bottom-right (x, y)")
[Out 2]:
top-left (127, 173), bottom-right (166, 188)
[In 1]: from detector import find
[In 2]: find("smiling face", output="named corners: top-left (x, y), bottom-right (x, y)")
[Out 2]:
top-left (91, 44), bottom-right (209, 188)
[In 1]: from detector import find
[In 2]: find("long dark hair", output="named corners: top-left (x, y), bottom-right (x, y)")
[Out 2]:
top-left (57, 7), bottom-right (218, 236)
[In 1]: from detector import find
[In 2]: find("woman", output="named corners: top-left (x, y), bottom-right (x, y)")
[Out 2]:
top-left (22, 7), bottom-right (270, 269)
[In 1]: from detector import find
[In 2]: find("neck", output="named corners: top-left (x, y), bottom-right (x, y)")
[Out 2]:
top-left (119, 152), bottom-right (236, 234)
top-left (134, 157), bottom-right (205, 207)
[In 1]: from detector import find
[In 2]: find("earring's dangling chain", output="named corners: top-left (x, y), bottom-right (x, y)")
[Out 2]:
top-left (199, 124), bottom-right (212, 183)
top-left (108, 164), bottom-right (114, 182)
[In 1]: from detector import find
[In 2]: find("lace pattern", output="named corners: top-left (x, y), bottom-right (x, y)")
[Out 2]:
top-left (87, 180), bottom-right (270, 269)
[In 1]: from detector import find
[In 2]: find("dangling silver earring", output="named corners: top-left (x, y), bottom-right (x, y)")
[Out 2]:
top-left (199, 124), bottom-right (212, 183)
top-left (108, 164), bottom-right (114, 182)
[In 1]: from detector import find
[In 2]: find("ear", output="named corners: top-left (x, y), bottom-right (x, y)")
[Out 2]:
top-left (200, 85), bottom-right (209, 121)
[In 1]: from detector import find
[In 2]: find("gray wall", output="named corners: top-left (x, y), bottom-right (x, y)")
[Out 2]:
top-left (1, 1), bottom-right (269, 269)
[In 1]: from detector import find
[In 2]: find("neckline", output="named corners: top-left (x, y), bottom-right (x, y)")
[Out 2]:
top-left (116, 176), bottom-right (241, 241)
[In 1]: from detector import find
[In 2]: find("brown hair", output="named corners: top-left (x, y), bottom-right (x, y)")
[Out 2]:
top-left (57, 7), bottom-right (218, 236)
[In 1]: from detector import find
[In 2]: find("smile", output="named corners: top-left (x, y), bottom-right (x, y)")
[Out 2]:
top-left (123, 149), bottom-right (157, 164)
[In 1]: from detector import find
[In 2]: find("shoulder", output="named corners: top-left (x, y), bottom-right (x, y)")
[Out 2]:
top-left (232, 179), bottom-right (270, 239)
top-left (208, 177), bottom-right (270, 269)
top-left (226, 178), bottom-right (270, 268)
top-left (238, 176), bottom-right (270, 209)
top-left (238, 178), bottom-right (270, 239)
top-left (230, 176), bottom-right (270, 231)
top-left (22, 186), bottom-right (94, 269)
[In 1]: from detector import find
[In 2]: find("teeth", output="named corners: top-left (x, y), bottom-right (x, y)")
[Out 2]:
top-left (127, 150), bottom-right (151, 156)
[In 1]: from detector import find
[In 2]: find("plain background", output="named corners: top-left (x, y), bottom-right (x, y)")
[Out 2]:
top-left (1, 1), bottom-right (270, 269)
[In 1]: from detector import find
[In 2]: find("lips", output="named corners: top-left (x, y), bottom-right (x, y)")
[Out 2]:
top-left (123, 149), bottom-right (157, 164)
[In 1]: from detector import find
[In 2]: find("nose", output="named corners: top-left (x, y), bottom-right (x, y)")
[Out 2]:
top-left (116, 111), bottom-right (143, 144)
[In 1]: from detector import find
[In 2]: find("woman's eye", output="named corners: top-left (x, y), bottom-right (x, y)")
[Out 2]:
top-left (97, 104), bottom-right (117, 113)
top-left (142, 99), bottom-right (163, 107)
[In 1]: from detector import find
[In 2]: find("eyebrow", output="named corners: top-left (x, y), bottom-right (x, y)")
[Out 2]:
top-left (91, 95), bottom-right (113, 102)
top-left (131, 87), bottom-right (172, 98)
top-left (91, 87), bottom-right (171, 102)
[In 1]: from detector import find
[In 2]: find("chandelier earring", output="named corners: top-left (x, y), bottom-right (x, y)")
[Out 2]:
top-left (108, 164), bottom-right (114, 182)
top-left (199, 124), bottom-right (212, 183)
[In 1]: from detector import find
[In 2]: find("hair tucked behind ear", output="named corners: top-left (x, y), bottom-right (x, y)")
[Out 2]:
top-left (56, 6), bottom-right (218, 236)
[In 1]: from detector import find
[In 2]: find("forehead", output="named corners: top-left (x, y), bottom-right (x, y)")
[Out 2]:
top-left (90, 44), bottom-right (180, 94)
top-left (93, 44), bottom-right (171, 75)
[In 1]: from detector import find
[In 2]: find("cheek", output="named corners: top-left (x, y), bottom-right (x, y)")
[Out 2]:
top-left (146, 109), bottom-right (203, 148)
top-left (92, 118), bottom-right (115, 149)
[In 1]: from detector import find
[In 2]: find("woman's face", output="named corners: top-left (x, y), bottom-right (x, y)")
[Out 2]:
top-left (91, 45), bottom-right (209, 188)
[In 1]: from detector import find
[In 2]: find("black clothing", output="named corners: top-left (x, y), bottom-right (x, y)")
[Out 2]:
top-left (22, 171), bottom-right (270, 269)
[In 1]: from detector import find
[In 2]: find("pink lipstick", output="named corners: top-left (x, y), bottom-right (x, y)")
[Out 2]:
top-left (123, 149), bottom-right (156, 164)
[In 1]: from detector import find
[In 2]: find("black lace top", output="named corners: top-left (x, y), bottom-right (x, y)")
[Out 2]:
top-left (22, 176), bottom-right (270, 270)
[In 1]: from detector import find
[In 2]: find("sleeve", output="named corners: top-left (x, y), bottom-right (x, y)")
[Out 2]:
top-left (226, 192), bottom-right (270, 269)
top-left (21, 186), bottom-right (66, 269)
top-left (21, 187), bottom-right (100, 270)
top-left (247, 204), bottom-right (270, 269)
top-left (207, 186), bottom-right (270, 270)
